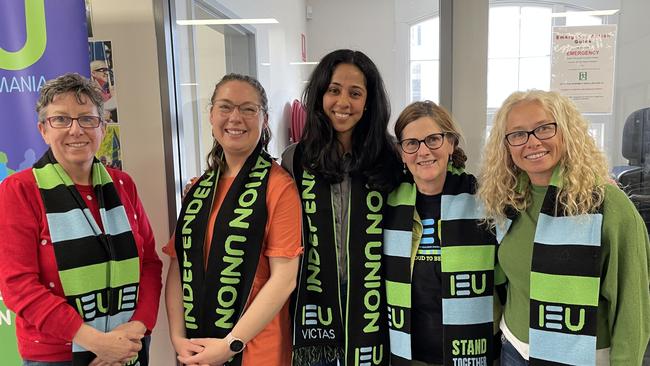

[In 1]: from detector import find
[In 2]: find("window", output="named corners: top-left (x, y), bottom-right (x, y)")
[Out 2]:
top-left (486, 4), bottom-right (606, 149)
top-left (409, 17), bottom-right (440, 103)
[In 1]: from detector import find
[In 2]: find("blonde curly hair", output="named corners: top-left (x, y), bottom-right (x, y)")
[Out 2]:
top-left (478, 90), bottom-right (609, 228)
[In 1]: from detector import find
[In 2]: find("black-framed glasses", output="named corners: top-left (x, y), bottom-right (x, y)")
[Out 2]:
top-left (44, 116), bottom-right (102, 129)
top-left (214, 100), bottom-right (264, 118)
top-left (399, 132), bottom-right (447, 154)
top-left (505, 122), bottom-right (557, 147)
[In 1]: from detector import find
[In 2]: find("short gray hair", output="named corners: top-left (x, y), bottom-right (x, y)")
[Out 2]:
top-left (36, 73), bottom-right (105, 122)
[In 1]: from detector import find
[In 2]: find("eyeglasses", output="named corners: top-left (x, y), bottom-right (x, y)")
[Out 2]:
top-left (44, 116), bottom-right (102, 129)
top-left (505, 122), bottom-right (557, 146)
top-left (214, 101), bottom-right (264, 118)
top-left (398, 132), bottom-right (448, 154)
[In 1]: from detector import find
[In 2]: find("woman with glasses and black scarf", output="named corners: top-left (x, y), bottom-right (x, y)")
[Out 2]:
top-left (164, 73), bottom-right (302, 366)
top-left (383, 100), bottom-right (500, 366)
top-left (478, 89), bottom-right (650, 365)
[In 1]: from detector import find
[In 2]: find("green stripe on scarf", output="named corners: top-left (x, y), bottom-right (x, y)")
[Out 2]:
top-left (442, 245), bottom-right (494, 272)
top-left (385, 280), bottom-right (411, 308)
top-left (58, 258), bottom-right (140, 296)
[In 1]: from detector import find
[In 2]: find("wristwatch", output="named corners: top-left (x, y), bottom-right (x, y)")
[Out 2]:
top-left (225, 332), bottom-right (246, 353)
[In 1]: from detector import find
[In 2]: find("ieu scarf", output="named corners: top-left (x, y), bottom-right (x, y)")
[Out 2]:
top-left (383, 168), bottom-right (498, 366)
top-left (33, 149), bottom-right (144, 365)
top-left (292, 144), bottom-right (390, 366)
top-left (174, 143), bottom-right (272, 366)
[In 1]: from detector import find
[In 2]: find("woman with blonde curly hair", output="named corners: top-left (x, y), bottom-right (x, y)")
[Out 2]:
top-left (478, 89), bottom-right (650, 365)
top-left (383, 101), bottom-right (498, 366)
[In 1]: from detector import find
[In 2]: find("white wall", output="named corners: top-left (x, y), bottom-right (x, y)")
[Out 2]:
top-left (89, 0), bottom-right (173, 364)
top-left (612, 0), bottom-right (650, 165)
top-left (209, 0), bottom-right (308, 157)
top-left (306, 0), bottom-right (398, 119)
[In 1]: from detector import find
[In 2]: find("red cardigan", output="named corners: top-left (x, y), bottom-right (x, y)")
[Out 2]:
top-left (0, 168), bottom-right (162, 362)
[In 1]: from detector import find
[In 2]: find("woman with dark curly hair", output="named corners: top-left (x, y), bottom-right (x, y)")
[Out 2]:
top-left (282, 49), bottom-right (401, 366)
top-left (383, 101), bottom-right (499, 366)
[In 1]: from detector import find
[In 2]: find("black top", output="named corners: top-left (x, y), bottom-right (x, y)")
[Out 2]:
top-left (412, 191), bottom-right (443, 363)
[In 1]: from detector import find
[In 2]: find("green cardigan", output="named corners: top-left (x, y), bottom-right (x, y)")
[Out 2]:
top-left (499, 183), bottom-right (650, 365)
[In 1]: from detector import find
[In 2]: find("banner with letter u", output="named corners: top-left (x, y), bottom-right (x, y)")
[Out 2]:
top-left (0, 0), bottom-right (88, 363)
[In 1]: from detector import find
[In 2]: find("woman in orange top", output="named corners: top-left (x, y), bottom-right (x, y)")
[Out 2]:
top-left (164, 73), bottom-right (302, 366)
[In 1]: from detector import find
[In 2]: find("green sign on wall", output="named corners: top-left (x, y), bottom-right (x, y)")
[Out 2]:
top-left (0, 297), bottom-right (21, 365)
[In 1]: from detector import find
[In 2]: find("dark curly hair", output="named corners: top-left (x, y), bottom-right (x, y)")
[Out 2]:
top-left (299, 49), bottom-right (400, 192)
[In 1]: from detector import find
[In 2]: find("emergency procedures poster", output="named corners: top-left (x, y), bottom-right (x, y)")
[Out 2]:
top-left (551, 25), bottom-right (617, 114)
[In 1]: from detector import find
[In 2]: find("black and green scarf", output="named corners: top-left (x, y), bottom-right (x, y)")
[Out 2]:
top-left (292, 144), bottom-right (389, 366)
top-left (383, 167), bottom-right (498, 366)
top-left (496, 169), bottom-right (603, 365)
top-left (174, 143), bottom-right (272, 366)
top-left (33, 149), bottom-right (145, 366)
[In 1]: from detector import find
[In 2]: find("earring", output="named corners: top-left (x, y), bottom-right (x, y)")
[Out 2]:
top-left (403, 163), bottom-right (407, 174)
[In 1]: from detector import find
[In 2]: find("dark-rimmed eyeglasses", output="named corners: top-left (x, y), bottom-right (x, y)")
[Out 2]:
top-left (214, 100), bottom-right (264, 118)
top-left (399, 133), bottom-right (447, 154)
top-left (44, 116), bottom-right (102, 129)
top-left (505, 122), bottom-right (557, 147)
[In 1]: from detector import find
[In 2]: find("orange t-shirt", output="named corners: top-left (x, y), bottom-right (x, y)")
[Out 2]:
top-left (164, 163), bottom-right (302, 366)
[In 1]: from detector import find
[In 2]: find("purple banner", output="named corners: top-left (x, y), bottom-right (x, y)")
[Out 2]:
top-left (0, 0), bottom-right (89, 181)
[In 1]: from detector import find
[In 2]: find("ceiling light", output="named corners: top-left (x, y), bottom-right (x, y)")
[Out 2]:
top-left (177, 18), bottom-right (279, 26)
top-left (551, 9), bottom-right (619, 17)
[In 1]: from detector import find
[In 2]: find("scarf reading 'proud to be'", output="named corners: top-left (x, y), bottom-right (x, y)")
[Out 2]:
top-left (291, 144), bottom-right (390, 366)
top-left (33, 149), bottom-right (144, 366)
top-left (383, 168), bottom-right (498, 366)
top-left (175, 143), bottom-right (272, 366)
top-left (496, 169), bottom-right (603, 366)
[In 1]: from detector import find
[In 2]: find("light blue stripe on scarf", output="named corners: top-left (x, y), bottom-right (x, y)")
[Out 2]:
top-left (529, 328), bottom-right (596, 365)
top-left (71, 309), bottom-right (135, 352)
top-left (388, 328), bottom-right (411, 360)
top-left (442, 296), bottom-right (492, 325)
top-left (47, 208), bottom-right (101, 242)
top-left (535, 213), bottom-right (602, 246)
top-left (99, 206), bottom-right (133, 236)
top-left (441, 193), bottom-right (484, 220)
top-left (383, 229), bottom-right (412, 258)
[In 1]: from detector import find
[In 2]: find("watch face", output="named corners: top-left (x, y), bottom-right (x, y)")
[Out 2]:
top-left (230, 339), bottom-right (245, 353)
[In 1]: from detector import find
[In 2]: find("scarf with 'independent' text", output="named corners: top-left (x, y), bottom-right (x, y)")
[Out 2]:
top-left (175, 143), bottom-right (272, 366)
top-left (292, 143), bottom-right (390, 366)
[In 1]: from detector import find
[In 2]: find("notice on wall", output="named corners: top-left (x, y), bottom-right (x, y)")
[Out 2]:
top-left (551, 25), bottom-right (617, 114)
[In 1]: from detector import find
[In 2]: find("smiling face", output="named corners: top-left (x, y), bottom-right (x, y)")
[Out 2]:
top-left (400, 116), bottom-right (454, 195)
top-left (322, 63), bottom-right (367, 150)
top-left (38, 92), bottom-right (105, 180)
top-left (505, 101), bottom-right (564, 186)
top-left (210, 80), bottom-right (266, 162)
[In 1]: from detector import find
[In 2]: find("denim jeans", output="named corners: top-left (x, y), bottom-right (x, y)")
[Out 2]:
top-left (23, 335), bottom-right (150, 366)
top-left (500, 335), bottom-right (529, 366)
top-left (312, 360), bottom-right (339, 366)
